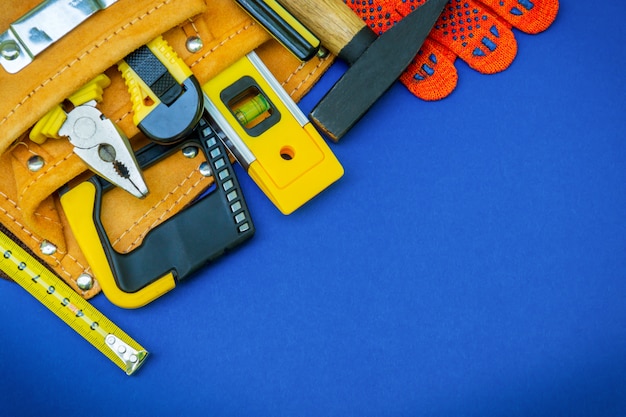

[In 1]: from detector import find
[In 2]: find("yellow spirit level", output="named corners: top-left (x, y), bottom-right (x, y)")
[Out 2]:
top-left (0, 229), bottom-right (148, 375)
top-left (202, 51), bottom-right (344, 215)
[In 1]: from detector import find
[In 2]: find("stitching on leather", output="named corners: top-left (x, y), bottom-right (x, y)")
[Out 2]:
top-left (43, 248), bottom-right (78, 280)
top-left (186, 17), bottom-right (326, 98)
top-left (189, 21), bottom-right (257, 68)
top-left (184, 17), bottom-right (201, 37)
top-left (282, 62), bottom-right (306, 86)
top-left (19, 151), bottom-right (75, 200)
top-left (0, 0), bottom-right (173, 128)
top-left (58, 251), bottom-right (90, 279)
top-left (111, 169), bottom-right (197, 246)
top-left (114, 110), bottom-right (134, 125)
top-left (13, 141), bottom-right (39, 156)
top-left (3, 188), bottom-right (61, 227)
top-left (0, 195), bottom-right (40, 245)
top-left (0, 193), bottom-right (83, 281)
top-left (0, 190), bottom-right (62, 227)
top-left (284, 58), bottom-right (328, 97)
top-left (122, 174), bottom-right (207, 253)
top-left (110, 170), bottom-right (208, 252)
top-left (9, 139), bottom-right (67, 227)
top-left (32, 212), bottom-right (61, 225)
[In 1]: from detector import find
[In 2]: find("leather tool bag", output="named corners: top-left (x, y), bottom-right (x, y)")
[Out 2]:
top-left (0, 0), bottom-right (333, 298)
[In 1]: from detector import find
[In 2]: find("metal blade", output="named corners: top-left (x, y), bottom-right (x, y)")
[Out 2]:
top-left (310, 0), bottom-right (448, 141)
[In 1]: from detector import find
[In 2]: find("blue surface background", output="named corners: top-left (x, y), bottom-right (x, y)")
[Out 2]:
top-left (2, 1), bottom-right (625, 416)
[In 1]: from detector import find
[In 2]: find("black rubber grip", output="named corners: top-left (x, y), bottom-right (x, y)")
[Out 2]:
top-left (125, 45), bottom-right (182, 105)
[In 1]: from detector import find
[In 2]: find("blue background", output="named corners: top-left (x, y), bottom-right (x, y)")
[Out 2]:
top-left (2, 1), bottom-right (625, 415)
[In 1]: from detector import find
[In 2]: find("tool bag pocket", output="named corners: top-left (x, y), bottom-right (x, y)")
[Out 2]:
top-left (0, 0), bottom-right (333, 298)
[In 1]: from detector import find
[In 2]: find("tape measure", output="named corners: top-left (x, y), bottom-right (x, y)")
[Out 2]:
top-left (0, 230), bottom-right (148, 375)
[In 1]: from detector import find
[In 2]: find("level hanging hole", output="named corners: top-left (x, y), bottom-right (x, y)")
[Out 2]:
top-left (280, 146), bottom-right (295, 161)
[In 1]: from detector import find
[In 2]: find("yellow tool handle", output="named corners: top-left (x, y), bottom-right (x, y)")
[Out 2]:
top-left (118, 36), bottom-right (193, 126)
top-left (117, 60), bottom-right (154, 125)
top-left (146, 36), bottom-right (193, 81)
top-left (29, 74), bottom-right (111, 144)
top-left (0, 229), bottom-right (148, 375)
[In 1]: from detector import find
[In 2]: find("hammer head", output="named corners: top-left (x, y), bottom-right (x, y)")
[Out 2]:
top-left (311, 0), bottom-right (448, 141)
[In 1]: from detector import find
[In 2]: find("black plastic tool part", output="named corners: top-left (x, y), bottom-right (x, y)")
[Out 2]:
top-left (236, 0), bottom-right (319, 61)
top-left (88, 118), bottom-right (255, 293)
top-left (309, 0), bottom-right (449, 141)
top-left (125, 46), bottom-right (204, 144)
top-left (125, 46), bottom-right (183, 105)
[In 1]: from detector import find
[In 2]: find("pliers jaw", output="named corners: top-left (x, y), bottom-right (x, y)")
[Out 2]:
top-left (59, 101), bottom-right (148, 198)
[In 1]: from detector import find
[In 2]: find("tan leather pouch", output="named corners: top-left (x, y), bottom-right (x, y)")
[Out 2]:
top-left (0, 0), bottom-right (333, 298)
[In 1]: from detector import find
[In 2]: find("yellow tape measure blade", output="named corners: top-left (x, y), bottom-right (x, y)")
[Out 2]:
top-left (0, 231), bottom-right (148, 375)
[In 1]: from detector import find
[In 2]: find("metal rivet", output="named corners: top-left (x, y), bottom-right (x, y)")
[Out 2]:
top-left (27, 155), bottom-right (45, 172)
top-left (76, 273), bottom-right (94, 290)
top-left (182, 146), bottom-right (199, 159)
top-left (39, 240), bottom-right (57, 255)
top-left (185, 36), bottom-right (204, 53)
top-left (199, 162), bottom-right (212, 177)
top-left (0, 41), bottom-right (20, 61)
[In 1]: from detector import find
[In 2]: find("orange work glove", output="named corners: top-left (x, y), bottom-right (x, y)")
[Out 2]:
top-left (346, 0), bottom-right (559, 100)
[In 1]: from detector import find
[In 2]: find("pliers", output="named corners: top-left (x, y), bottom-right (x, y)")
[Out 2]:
top-left (30, 75), bottom-right (148, 198)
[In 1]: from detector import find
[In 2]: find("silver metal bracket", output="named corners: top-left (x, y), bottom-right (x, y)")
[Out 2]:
top-left (0, 0), bottom-right (119, 74)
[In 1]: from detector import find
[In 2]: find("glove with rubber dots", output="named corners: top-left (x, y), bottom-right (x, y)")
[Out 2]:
top-left (346, 0), bottom-right (559, 100)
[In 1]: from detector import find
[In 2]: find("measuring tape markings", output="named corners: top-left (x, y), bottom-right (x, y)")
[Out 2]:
top-left (0, 230), bottom-right (148, 375)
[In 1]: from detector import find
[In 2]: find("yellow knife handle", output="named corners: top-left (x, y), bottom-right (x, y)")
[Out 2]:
top-left (118, 36), bottom-right (193, 127)
top-left (146, 36), bottom-right (193, 82)
top-left (117, 59), bottom-right (155, 126)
